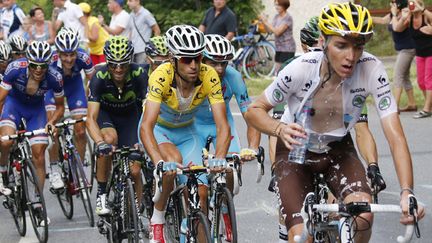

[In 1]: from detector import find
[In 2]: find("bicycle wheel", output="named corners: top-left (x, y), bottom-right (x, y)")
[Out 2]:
top-left (55, 161), bottom-right (74, 219)
top-left (6, 160), bottom-right (26, 236)
top-left (165, 190), bottom-right (184, 243)
top-left (188, 210), bottom-right (212, 243)
top-left (242, 41), bottom-right (276, 79)
top-left (88, 142), bottom-right (97, 193)
top-left (213, 187), bottom-right (237, 243)
top-left (125, 177), bottom-right (140, 242)
top-left (72, 149), bottom-right (95, 227)
top-left (141, 170), bottom-right (154, 238)
top-left (22, 160), bottom-right (49, 243)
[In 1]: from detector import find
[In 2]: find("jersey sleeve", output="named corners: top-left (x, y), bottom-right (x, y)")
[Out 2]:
top-left (78, 50), bottom-right (94, 74)
top-left (146, 64), bottom-right (170, 103)
top-left (0, 61), bottom-right (22, 91)
top-left (229, 69), bottom-right (251, 113)
top-left (368, 62), bottom-right (397, 118)
top-left (203, 66), bottom-right (224, 105)
top-left (48, 68), bottom-right (64, 97)
top-left (88, 70), bottom-right (104, 103)
top-left (264, 57), bottom-right (303, 106)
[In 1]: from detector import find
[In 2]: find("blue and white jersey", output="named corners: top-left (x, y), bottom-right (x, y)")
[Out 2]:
top-left (51, 48), bottom-right (94, 81)
top-left (195, 65), bottom-right (251, 124)
top-left (0, 58), bottom-right (64, 105)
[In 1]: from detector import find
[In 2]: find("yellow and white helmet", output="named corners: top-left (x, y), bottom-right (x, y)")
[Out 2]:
top-left (319, 2), bottom-right (373, 39)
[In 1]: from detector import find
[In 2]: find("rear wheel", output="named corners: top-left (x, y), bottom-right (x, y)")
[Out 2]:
top-left (74, 150), bottom-right (94, 227)
top-left (23, 160), bottom-right (49, 243)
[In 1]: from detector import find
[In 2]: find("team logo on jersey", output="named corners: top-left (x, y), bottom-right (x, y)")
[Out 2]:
top-left (378, 75), bottom-right (387, 85)
top-left (352, 95), bottom-right (365, 108)
top-left (378, 96), bottom-right (391, 110)
top-left (350, 88), bottom-right (365, 94)
top-left (357, 56), bottom-right (376, 64)
top-left (301, 80), bottom-right (313, 92)
top-left (272, 89), bottom-right (284, 103)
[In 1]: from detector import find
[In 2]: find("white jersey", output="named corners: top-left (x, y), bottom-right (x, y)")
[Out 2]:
top-left (265, 51), bottom-right (397, 147)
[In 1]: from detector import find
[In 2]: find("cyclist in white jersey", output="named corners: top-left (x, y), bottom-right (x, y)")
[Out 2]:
top-left (245, 3), bottom-right (425, 242)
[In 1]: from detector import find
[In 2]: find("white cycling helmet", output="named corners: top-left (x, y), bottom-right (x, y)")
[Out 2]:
top-left (0, 40), bottom-right (11, 62)
top-left (204, 34), bottom-right (234, 62)
top-left (165, 25), bottom-right (206, 57)
top-left (26, 41), bottom-right (52, 63)
top-left (8, 35), bottom-right (27, 54)
top-left (55, 27), bottom-right (80, 52)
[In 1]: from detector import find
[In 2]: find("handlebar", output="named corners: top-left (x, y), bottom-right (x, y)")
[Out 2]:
top-left (294, 194), bottom-right (420, 243)
top-left (1, 128), bottom-right (46, 141)
top-left (53, 117), bottom-right (87, 128)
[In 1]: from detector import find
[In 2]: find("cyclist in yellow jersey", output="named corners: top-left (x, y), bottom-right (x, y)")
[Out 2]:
top-left (139, 25), bottom-right (230, 243)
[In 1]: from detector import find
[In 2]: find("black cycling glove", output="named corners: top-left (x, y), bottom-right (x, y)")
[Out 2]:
top-left (96, 142), bottom-right (112, 156)
top-left (367, 163), bottom-right (387, 193)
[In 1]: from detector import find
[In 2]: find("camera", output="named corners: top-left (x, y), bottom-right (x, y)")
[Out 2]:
top-left (396, 0), bottom-right (408, 10)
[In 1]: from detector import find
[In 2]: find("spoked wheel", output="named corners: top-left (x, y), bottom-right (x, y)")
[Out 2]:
top-left (74, 150), bottom-right (94, 227)
top-left (214, 187), bottom-right (237, 243)
top-left (243, 41), bottom-right (276, 79)
top-left (85, 134), bottom-right (96, 193)
top-left (23, 160), bottom-right (49, 243)
top-left (6, 162), bottom-right (27, 236)
top-left (141, 169), bottom-right (154, 238)
top-left (188, 211), bottom-right (212, 243)
top-left (165, 194), bottom-right (183, 243)
top-left (106, 215), bottom-right (121, 243)
top-left (56, 161), bottom-right (73, 219)
top-left (125, 178), bottom-right (141, 242)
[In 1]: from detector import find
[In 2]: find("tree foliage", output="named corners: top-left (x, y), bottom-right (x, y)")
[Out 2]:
top-left (21, 0), bottom-right (263, 35)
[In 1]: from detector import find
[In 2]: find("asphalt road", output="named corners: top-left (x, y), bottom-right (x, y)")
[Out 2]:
top-left (0, 99), bottom-right (430, 243)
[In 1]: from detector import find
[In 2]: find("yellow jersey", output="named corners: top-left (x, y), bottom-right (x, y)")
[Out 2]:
top-left (146, 63), bottom-right (224, 128)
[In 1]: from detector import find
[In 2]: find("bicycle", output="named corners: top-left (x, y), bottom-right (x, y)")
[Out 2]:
top-left (231, 23), bottom-right (276, 80)
top-left (97, 146), bottom-right (145, 243)
top-left (47, 117), bottom-right (94, 227)
top-left (292, 172), bottom-right (421, 243)
top-left (2, 120), bottom-right (49, 243)
top-left (153, 165), bottom-right (212, 243)
top-left (140, 155), bottom-right (155, 239)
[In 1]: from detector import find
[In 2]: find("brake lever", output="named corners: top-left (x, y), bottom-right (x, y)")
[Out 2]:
top-left (409, 195), bottom-right (421, 238)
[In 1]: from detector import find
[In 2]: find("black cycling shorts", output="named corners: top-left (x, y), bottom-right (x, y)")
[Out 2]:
top-left (97, 109), bottom-right (140, 147)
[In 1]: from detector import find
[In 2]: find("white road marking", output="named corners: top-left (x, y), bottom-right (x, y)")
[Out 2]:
top-left (419, 184), bottom-right (432, 190)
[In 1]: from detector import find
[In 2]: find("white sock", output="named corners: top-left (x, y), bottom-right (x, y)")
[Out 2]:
top-left (0, 165), bottom-right (7, 173)
top-left (151, 208), bottom-right (166, 224)
top-left (279, 223), bottom-right (288, 242)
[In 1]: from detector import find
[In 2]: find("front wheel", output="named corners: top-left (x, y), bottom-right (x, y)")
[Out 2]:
top-left (125, 178), bottom-right (140, 242)
top-left (213, 187), bottom-right (237, 243)
top-left (73, 150), bottom-right (94, 227)
top-left (23, 160), bottom-right (49, 243)
top-left (187, 210), bottom-right (212, 243)
top-left (56, 161), bottom-right (74, 219)
top-left (6, 162), bottom-right (27, 236)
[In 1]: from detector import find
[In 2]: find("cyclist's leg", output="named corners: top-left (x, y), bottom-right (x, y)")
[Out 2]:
top-left (0, 98), bottom-right (19, 195)
top-left (64, 78), bottom-right (88, 162)
top-left (326, 135), bottom-right (373, 243)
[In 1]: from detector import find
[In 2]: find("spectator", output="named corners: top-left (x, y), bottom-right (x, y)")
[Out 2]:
top-left (0, 0), bottom-right (26, 40)
top-left (199, 0), bottom-right (237, 40)
top-left (79, 2), bottom-right (109, 65)
top-left (99, 0), bottom-right (130, 37)
top-left (127, 0), bottom-right (160, 64)
top-left (393, 0), bottom-right (432, 118)
top-left (259, 0), bottom-right (295, 73)
top-left (52, 0), bottom-right (88, 44)
top-left (20, 15), bottom-right (32, 42)
top-left (372, 0), bottom-right (417, 112)
top-left (29, 7), bottom-right (55, 45)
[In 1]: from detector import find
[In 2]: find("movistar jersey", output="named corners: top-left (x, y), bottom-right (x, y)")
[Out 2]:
top-left (88, 63), bottom-right (149, 114)
top-left (146, 62), bottom-right (224, 128)
top-left (195, 65), bottom-right (250, 124)
top-left (265, 51), bottom-right (396, 145)
top-left (0, 58), bottom-right (64, 104)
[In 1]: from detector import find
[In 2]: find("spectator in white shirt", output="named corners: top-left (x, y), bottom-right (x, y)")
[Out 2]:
top-left (99, 0), bottom-right (130, 37)
top-left (0, 0), bottom-right (26, 40)
top-left (52, 0), bottom-right (88, 44)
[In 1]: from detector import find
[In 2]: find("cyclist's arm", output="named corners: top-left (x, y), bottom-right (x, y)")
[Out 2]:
top-left (0, 87), bottom-right (8, 113)
top-left (245, 119), bottom-right (261, 150)
top-left (49, 96), bottom-right (65, 125)
top-left (86, 101), bottom-right (104, 144)
top-left (140, 100), bottom-right (164, 165)
top-left (211, 102), bottom-right (230, 159)
top-left (354, 122), bottom-right (378, 163)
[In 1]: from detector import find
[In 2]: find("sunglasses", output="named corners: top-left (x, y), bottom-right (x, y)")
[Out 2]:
top-left (207, 60), bottom-right (228, 68)
top-left (29, 62), bottom-right (49, 69)
top-left (148, 56), bottom-right (169, 66)
top-left (107, 61), bottom-right (129, 70)
top-left (175, 54), bottom-right (203, 64)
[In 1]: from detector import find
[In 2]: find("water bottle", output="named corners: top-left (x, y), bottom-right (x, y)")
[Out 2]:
top-left (288, 102), bottom-right (311, 164)
top-left (180, 218), bottom-right (188, 243)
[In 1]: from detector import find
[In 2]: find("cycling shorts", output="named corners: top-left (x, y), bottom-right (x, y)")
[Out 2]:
top-left (152, 123), bottom-right (208, 186)
top-left (274, 134), bottom-right (371, 230)
top-left (0, 96), bottom-right (48, 145)
top-left (44, 78), bottom-right (87, 116)
top-left (194, 116), bottom-right (240, 154)
top-left (97, 109), bottom-right (139, 148)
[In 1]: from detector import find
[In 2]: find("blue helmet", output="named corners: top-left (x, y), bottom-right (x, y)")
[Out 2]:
top-left (26, 41), bottom-right (52, 63)
top-left (55, 28), bottom-right (80, 52)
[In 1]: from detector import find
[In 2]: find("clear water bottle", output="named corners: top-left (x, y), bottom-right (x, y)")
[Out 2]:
top-left (288, 102), bottom-right (311, 164)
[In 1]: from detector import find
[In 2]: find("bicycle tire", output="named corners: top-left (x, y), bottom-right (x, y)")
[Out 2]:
top-left (89, 143), bottom-right (97, 193)
top-left (6, 159), bottom-right (26, 236)
top-left (141, 170), bottom-right (154, 238)
top-left (125, 177), bottom-right (140, 242)
top-left (106, 215), bottom-right (121, 243)
top-left (165, 190), bottom-right (184, 243)
top-left (73, 149), bottom-right (95, 227)
top-left (23, 159), bottom-right (49, 243)
top-left (188, 210), bottom-right (212, 243)
top-left (56, 160), bottom-right (74, 219)
top-left (213, 187), bottom-right (237, 243)
top-left (242, 41), bottom-right (276, 79)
